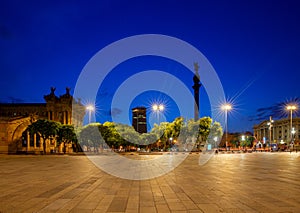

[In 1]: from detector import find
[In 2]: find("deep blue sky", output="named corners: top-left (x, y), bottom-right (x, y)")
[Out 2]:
top-left (1, 0), bottom-right (300, 132)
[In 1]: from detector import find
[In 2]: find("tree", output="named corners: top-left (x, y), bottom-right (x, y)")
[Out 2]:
top-left (207, 121), bottom-right (223, 148)
top-left (230, 133), bottom-right (240, 148)
top-left (57, 125), bottom-right (77, 153)
top-left (27, 119), bottom-right (60, 154)
top-left (103, 122), bottom-right (124, 149)
top-left (115, 123), bottom-right (140, 146)
top-left (198, 117), bottom-right (212, 143)
top-left (169, 117), bottom-right (184, 139)
top-left (246, 136), bottom-right (255, 148)
top-left (240, 135), bottom-right (254, 148)
top-left (78, 123), bottom-right (103, 152)
top-left (151, 122), bottom-right (170, 151)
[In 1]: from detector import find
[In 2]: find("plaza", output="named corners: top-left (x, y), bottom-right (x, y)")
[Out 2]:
top-left (0, 152), bottom-right (300, 212)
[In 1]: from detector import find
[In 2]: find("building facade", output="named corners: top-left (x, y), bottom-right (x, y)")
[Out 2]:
top-left (0, 87), bottom-right (85, 153)
top-left (132, 107), bottom-right (147, 134)
top-left (253, 117), bottom-right (300, 145)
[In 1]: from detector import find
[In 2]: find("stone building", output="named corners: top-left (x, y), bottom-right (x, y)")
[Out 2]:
top-left (0, 87), bottom-right (85, 153)
top-left (253, 117), bottom-right (300, 145)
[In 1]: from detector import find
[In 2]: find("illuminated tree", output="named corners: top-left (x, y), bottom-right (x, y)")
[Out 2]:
top-left (57, 125), bottom-right (77, 154)
top-left (27, 119), bottom-right (60, 154)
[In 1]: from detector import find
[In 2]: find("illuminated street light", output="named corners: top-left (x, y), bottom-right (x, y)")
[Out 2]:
top-left (291, 127), bottom-right (296, 143)
top-left (286, 105), bottom-right (297, 111)
top-left (286, 104), bottom-right (297, 144)
top-left (152, 104), bottom-right (164, 124)
top-left (221, 104), bottom-right (232, 111)
top-left (169, 137), bottom-right (173, 150)
top-left (213, 136), bottom-right (218, 148)
top-left (152, 104), bottom-right (164, 112)
top-left (221, 103), bottom-right (232, 150)
top-left (267, 116), bottom-right (274, 150)
top-left (86, 105), bottom-right (95, 123)
top-left (152, 104), bottom-right (158, 111)
top-left (158, 104), bottom-right (164, 111)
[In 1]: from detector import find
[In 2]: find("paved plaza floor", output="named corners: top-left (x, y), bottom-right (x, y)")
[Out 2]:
top-left (0, 152), bottom-right (300, 213)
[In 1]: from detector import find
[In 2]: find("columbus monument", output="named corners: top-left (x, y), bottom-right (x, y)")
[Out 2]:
top-left (192, 62), bottom-right (201, 121)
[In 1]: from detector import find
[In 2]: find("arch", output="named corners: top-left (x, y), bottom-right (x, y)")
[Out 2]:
top-left (7, 117), bottom-right (33, 153)
top-left (11, 118), bottom-right (32, 142)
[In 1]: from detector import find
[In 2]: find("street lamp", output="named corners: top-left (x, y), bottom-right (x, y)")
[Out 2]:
top-left (152, 104), bottom-right (164, 124)
top-left (291, 127), bottom-right (296, 143)
top-left (86, 105), bottom-right (95, 123)
top-left (221, 104), bottom-right (232, 151)
top-left (213, 136), bottom-right (218, 148)
top-left (286, 104), bottom-right (297, 145)
top-left (169, 137), bottom-right (173, 150)
top-left (152, 104), bottom-right (164, 111)
top-left (267, 116), bottom-right (274, 150)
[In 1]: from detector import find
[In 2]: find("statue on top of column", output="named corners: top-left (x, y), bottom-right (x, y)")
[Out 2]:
top-left (50, 87), bottom-right (56, 95)
top-left (66, 87), bottom-right (71, 95)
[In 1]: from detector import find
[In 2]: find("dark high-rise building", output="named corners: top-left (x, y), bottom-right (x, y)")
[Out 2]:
top-left (132, 107), bottom-right (147, 134)
top-left (192, 62), bottom-right (201, 121)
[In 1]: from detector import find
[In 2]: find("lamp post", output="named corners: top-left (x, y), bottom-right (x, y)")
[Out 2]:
top-left (86, 105), bottom-right (94, 124)
top-left (291, 127), bottom-right (296, 152)
top-left (151, 104), bottom-right (164, 150)
top-left (213, 136), bottom-right (218, 149)
top-left (241, 135), bottom-right (245, 150)
top-left (169, 137), bottom-right (173, 150)
top-left (267, 116), bottom-right (274, 151)
top-left (221, 104), bottom-right (232, 151)
top-left (286, 105), bottom-right (297, 145)
top-left (291, 127), bottom-right (296, 142)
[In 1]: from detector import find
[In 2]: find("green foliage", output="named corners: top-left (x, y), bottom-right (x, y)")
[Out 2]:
top-left (28, 119), bottom-right (61, 154)
top-left (78, 123), bottom-right (103, 151)
top-left (198, 117), bottom-right (213, 142)
top-left (102, 122), bottom-right (124, 148)
top-left (57, 125), bottom-right (77, 145)
top-left (209, 121), bottom-right (223, 138)
top-left (207, 121), bottom-right (223, 147)
top-left (57, 125), bottom-right (77, 153)
top-left (75, 116), bottom-right (223, 152)
top-left (240, 136), bottom-right (254, 147)
top-left (141, 132), bottom-right (157, 146)
top-left (230, 133), bottom-right (240, 148)
top-left (115, 123), bottom-right (140, 145)
top-left (186, 119), bottom-right (199, 137)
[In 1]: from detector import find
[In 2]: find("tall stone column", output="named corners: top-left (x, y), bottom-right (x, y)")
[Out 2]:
top-left (192, 62), bottom-right (201, 121)
top-left (33, 135), bottom-right (36, 149)
top-left (27, 131), bottom-right (30, 151)
top-left (38, 135), bottom-right (42, 152)
top-left (62, 111), bottom-right (64, 124)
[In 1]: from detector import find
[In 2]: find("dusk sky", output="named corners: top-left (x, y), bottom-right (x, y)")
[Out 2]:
top-left (1, 0), bottom-right (300, 132)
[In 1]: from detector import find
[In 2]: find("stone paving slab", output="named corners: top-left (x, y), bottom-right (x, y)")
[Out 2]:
top-left (0, 152), bottom-right (299, 212)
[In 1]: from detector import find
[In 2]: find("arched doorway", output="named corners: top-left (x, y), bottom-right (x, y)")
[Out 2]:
top-left (9, 117), bottom-right (40, 153)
